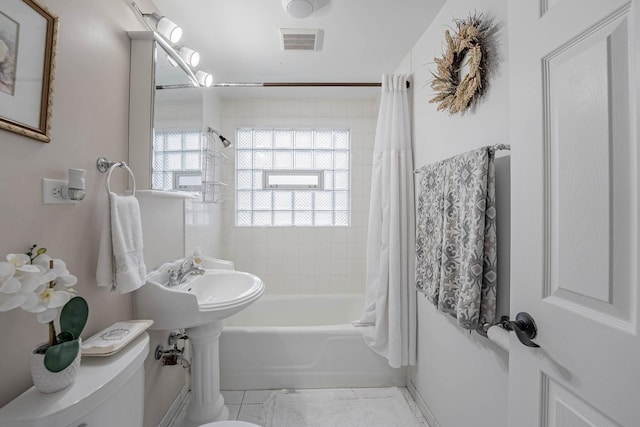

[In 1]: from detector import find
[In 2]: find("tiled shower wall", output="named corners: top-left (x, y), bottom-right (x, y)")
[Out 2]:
top-left (154, 95), bottom-right (222, 262)
top-left (216, 98), bottom-right (379, 295)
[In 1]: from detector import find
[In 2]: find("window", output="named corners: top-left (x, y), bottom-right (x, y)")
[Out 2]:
top-left (152, 130), bottom-right (202, 191)
top-left (236, 128), bottom-right (350, 227)
top-left (263, 170), bottom-right (323, 189)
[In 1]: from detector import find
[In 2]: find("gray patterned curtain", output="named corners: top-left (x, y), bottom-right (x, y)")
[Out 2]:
top-left (415, 146), bottom-right (497, 334)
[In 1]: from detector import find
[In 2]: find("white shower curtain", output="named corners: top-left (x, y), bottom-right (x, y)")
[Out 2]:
top-left (355, 74), bottom-right (416, 368)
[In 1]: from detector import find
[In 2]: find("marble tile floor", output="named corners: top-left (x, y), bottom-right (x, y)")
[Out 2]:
top-left (169, 389), bottom-right (281, 427)
top-left (168, 388), bottom-right (424, 427)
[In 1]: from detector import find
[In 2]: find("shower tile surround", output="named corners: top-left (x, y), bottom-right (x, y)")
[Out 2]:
top-left (217, 98), bottom-right (378, 295)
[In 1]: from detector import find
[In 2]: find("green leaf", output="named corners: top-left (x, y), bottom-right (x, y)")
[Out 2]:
top-left (57, 331), bottom-right (74, 343)
top-left (44, 339), bottom-right (79, 372)
top-left (59, 296), bottom-right (88, 339)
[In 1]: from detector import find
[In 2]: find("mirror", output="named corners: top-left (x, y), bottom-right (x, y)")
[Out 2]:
top-left (154, 40), bottom-right (197, 88)
top-left (127, 31), bottom-right (203, 192)
top-left (153, 43), bottom-right (203, 192)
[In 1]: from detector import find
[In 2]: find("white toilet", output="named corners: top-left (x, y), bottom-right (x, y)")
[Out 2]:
top-left (0, 333), bottom-right (259, 427)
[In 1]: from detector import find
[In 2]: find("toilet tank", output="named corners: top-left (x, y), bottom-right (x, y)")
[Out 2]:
top-left (0, 333), bottom-right (149, 427)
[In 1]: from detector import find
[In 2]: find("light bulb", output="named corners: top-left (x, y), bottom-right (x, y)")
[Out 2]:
top-left (156, 16), bottom-right (182, 44)
top-left (179, 47), bottom-right (200, 67)
top-left (196, 71), bottom-right (213, 87)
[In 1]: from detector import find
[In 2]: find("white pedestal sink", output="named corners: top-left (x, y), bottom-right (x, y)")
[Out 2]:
top-left (187, 321), bottom-right (227, 423)
top-left (135, 258), bottom-right (264, 424)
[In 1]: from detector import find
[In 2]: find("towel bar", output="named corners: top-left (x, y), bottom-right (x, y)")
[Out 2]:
top-left (414, 144), bottom-right (511, 174)
top-left (489, 143), bottom-right (511, 152)
top-left (97, 157), bottom-right (136, 196)
top-left (97, 156), bottom-right (128, 173)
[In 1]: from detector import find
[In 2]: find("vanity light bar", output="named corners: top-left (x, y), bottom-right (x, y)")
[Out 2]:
top-left (131, 3), bottom-right (213, 88)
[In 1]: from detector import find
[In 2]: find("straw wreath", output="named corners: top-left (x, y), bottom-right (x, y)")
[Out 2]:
top-left (429, 13), bottom-right (490, 115)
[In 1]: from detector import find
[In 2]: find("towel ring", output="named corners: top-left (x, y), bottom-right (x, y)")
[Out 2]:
top-left (105, 162), bottom-right (136, 196)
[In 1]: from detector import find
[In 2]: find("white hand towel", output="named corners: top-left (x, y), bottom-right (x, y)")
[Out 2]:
top-left (96, 208), bottom-right (114, 288)
top-left (96, 193), bottom-right (146, 293)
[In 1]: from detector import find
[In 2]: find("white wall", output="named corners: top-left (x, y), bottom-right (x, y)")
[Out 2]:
top-left (217, 98), bottom-right (378, 294)
top-left (187, 89), bottom-right (224, 258)
top-left (0, 2), bottom-right (189, 426)
top-left (400, 1), bottom-right (510, 426)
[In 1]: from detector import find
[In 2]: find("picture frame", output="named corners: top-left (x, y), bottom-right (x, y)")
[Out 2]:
top-left (0, 0), bottom-right (58, 143)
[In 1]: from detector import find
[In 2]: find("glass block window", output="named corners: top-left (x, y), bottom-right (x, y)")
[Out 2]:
top-left (152, 130), bottom-right (202, 191)
top-left (236, 128), bottom-right (350, 227)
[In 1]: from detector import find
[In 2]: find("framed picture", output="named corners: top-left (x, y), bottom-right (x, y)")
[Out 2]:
top-left (0, 0), bottom-right (57, 143)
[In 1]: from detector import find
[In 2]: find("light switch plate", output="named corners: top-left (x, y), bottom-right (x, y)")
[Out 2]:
top-left (42, 178), bottom-right (75, 204)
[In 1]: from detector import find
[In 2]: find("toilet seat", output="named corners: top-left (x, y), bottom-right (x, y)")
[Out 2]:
top-left (199, 421), bottom-right (260, 427)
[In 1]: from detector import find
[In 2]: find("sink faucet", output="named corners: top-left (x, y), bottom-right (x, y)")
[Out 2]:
top-left (168, 258), bottom-right (205, 287)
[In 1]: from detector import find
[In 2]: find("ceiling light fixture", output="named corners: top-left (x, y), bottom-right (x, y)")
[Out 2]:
top-left (178, 46), bottom-right (200, 67)
top-left (157, 16), bottom-right (182, 43)
top-left (131, 2), bottom-right (214, 88)
top-left (282, 0), bottom-right (318, 19)
top-left (141, 11), bottom-right (183, 43)
top-left (196, 71), bottom-right (213, 87)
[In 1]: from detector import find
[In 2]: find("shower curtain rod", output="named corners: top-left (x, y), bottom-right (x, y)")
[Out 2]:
top-left (156, 81), bottom-right (411, 90)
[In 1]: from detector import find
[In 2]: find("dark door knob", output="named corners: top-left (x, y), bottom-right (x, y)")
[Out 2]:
top-left (500, 312), bottom-right (540, 348)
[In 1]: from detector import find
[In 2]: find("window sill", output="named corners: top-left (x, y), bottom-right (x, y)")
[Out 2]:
top-left (135, 189), bottom-right (199, 199)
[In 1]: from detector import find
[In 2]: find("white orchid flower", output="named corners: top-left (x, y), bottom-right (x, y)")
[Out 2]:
top-left (23, 286), bottom-right (73, 324)
top-left (33, 256), bottom-right (70, 276)
top-left (0, 262), bottom-right (20, 294)
top-left (20, 289), bottom-right (47, 312)
top-left (57, 274), bottom-right (78, 294)
top-left (32, 254), bottom-right (51, 268)
top-left (0, 261), bottom-right (15, 282)
top-left (17, 264), bottom-right (39, 274)
top-left (0, 277), bottom-right (21, 294)
top-left (0, 261), bottom-right (29, 312)
top-left (2, 249), bottom-right (80, 326)
top-left (35, 286), bottom-right (70, 323)
top-left (6, 253), bottom-right (30, 268)
top-left (0, 292), bottom-right (27, 311)
top-left (6, 255), bottom-right (39, 283)
top-left (19, 269), bottom-right (55, 294)
top-left (37, 308), bottom-right (60, 324)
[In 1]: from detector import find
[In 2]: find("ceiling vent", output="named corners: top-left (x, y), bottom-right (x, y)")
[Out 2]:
top-left (280, 28), bottom-right (320, 51)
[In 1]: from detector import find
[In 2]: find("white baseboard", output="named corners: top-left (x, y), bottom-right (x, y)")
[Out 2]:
top-left (159, 384), bottom-right (190, 427)
top-left (407, 379), bottom-right (440, 427)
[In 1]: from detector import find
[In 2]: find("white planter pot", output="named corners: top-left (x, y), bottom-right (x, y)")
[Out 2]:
top-left (30, 341), bottom-right (81, 394)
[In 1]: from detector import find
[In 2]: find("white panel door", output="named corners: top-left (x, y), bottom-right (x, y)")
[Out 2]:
top-left (509, 1), bottom-right (640, 426)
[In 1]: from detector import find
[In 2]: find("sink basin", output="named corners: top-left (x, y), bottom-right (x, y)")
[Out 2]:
top-left (135, 262), bottom-right (265, 330)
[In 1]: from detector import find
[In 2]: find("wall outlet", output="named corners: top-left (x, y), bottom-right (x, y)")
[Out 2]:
top-left (42, 178), bottom-right (75, 205)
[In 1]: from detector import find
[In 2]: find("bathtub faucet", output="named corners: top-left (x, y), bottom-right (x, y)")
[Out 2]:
top-left (167, 258), bottom-right (205, 286)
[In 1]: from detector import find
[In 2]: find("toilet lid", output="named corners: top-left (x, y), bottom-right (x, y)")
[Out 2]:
top-left (199, 421), bottom-right (260, 427)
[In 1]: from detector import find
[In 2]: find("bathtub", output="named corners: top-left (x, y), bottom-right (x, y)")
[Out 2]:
top-left (219, 294), bottom-right (405, 390)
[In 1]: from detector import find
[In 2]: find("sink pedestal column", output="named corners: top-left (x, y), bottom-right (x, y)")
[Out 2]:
top-left (185, 320), bottom-right (229, 424)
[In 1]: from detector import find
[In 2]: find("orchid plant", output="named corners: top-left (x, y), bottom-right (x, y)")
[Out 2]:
top-left (0, 245), bottom-right (88, 372)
